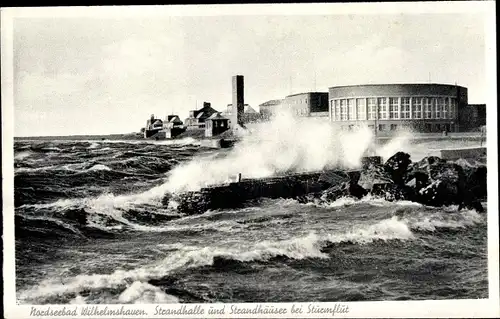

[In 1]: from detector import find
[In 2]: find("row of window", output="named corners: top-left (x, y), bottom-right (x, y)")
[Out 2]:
top-left (339, 123), bottom-right (453, 132)
top-left (330, 97), bottom-right (457, 121)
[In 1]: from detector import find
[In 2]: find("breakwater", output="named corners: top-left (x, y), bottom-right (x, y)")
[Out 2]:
top-left (168, 169), bottom-right (361, 215)
top-left (166, 151), bottom-right (487, 215)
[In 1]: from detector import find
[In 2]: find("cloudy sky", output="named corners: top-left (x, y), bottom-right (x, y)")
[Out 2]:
top-left (11, 5), bottom-right (490, 136)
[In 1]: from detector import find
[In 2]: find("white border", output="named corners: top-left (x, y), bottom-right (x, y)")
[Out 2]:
top-left (2, 2), bottom-right (499, 318)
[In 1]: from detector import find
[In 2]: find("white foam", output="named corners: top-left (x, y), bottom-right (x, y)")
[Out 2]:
top-left (14, 151), bottom-right (33, 160)
top-left (325, 216), bottom-right (415, 244)
top-left (87, 164), bottom-right (112, 171)
top-left (118, 281), bottom-right (179, 304)
top-left (408, 209), bottom-right (484, 231)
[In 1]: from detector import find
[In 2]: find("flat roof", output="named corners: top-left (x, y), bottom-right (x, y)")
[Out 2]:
top-left (285, 92), bottom-right (328, 98)
top-left (328, 83), bottom-right (468, 90)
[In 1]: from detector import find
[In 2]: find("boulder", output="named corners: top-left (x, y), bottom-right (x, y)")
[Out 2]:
top-left (384, 152), bottom-right (412, 185)
top-left (320, 181), bottom-right (367, 202)
top-left (358, 164), bottom-right (393, 191)
top-left (372, 183), bottom-right (416, 202)
top-left (465, 165), bottom-right (487, 200)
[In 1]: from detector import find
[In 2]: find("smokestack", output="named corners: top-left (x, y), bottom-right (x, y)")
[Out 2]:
top-left (232, 75), bottom-right (244, 129)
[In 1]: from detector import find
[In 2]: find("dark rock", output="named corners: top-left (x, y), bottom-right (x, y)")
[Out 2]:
top-left (465, 165), bottom-right (487, 200)
top-left (372, 183), bottom-right (416, 201)
top-left (320, 181), bottom-right (368, 202)
top-left (384, 152), bottom-right (412, 185)
top-left (358, 164), bottom-right (393, 191)
top-left (361, 156), bottom-right (382, 170)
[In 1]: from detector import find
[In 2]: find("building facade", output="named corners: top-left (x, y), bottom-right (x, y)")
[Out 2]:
top-left (184, 102), bottom-right (219, 129)
top-left (259, 99), bottom-right (282, 120)
top-left (282, 92), bottom-right (329, 117)
top-left (223, 104), bottom-right (261, 124)
top-left (459, 104), bottom-right (486, 131)
top-left (328, 84), bottom-right (468, 133)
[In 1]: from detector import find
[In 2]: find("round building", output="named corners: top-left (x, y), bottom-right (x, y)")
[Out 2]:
top-left (328, 84), bottom-right (468, 133)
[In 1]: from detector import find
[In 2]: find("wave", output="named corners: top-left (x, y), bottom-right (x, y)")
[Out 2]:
top-left (14, 151), bottom-right (33, 160)
top-left (87, 164), bottom-right (111, 171)
top-left (118, 281), bottom-right (179, 304)
top-left (404, 209), bottom-right (484, 232)
top-left (16, 217), bottom-right (414, 303)
top-left (17, 206), bottom-right (484, 304)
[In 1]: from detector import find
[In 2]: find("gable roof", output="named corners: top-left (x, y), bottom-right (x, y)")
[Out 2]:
top-left (196, 112), bottom-right (205, 119)
top-left (207, 112), bottom-right (228, 120)
top-left (168, 116), bottom-right (182, 123)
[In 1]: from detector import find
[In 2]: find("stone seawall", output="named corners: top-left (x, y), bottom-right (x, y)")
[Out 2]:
top-left (171, 170), bottom-right (358, 215)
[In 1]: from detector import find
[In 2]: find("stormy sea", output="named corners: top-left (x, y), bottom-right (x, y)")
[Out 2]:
top-left (14, 119), bottom-right (488, 304)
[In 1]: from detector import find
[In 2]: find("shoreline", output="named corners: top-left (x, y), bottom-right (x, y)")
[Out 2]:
top-left (14, 132), bottom-right (486, 143)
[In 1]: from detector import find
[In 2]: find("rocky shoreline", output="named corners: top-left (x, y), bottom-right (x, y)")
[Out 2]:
top-left (167, 152), bottom-right (487, 215)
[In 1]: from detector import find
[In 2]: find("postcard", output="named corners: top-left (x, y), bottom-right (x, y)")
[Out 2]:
top-left (2, 2), bottom-right (498, 318)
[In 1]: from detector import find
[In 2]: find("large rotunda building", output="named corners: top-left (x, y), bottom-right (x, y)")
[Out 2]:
top-left (328, 83), bottom-right (468, 133)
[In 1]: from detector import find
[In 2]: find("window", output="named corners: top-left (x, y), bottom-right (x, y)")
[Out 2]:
top-left (356, 98), bottom-right (366, 120)
top-left (449, 98), bottom-right (456, 119)
top-left (348, 99), bottom-right (356, 120)
top-left (367, 98), bottom-right (376, 120)
top-left (435, 98), bottom-right (445, 119)
top-left (424, 98), bottom-right (433, 119)
top-left (340, 99), bottom-right (347, 120)
top-left (390, 124), bottom-right (397, 131)
top-left (389, 98), bottom-right (399, 119)
top-left (443, 98), bottom-right (448, 119)
top-left (412, 97), bottom-right (423, 119)
top-left (401, 97), bottom-right (410, 119)
top-left (368, 125), bottom-right (375, 130)
top-left (334, 100), bottom-right (340, 121)
top-left (425, 123), bottom-right (432, 132)
top-left (378, 124), bottom-right (386, 131)
top-left (378, 98), bottom-right (388, 119)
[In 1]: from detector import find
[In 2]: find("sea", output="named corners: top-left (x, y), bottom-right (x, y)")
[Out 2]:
top-left (13, 128), bottom-right (488, 304)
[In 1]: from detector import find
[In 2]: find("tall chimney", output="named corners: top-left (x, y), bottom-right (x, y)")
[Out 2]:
top-left (232, 75), bottom-right (244, 129)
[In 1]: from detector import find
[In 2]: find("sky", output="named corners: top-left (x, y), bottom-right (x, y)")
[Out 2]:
top-left (10, 6), bottom-right (490, 136)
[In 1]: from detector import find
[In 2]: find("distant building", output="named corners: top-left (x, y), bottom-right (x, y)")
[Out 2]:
top-left (259, 99), bottom-right (282, 120)
top-left (328, 83), bottom-right (472, 133)
top-left (459, 104), bottom-right (486, 131)
top-left (223, 103), bottom-right (261, 124)
top-left (162, 115), bottom-right (182, 128)
top-left (282, 92), bottom-right (329, 117)
top-left (184, 102), bottom-right (219, 129)
top-left (144, 114), bottom-right (164, 138)
top-left (205, 113), bottom-right (230, 137)
top-left (258, 93), bottom-right (329, 120)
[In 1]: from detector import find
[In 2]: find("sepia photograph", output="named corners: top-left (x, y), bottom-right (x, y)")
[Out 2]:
top-left (2, 2), bottom-right (498, 318)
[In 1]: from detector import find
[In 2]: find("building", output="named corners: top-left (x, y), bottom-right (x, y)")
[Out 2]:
top-left (163, 115), bottom-right (183, 129)
top-left (144, 114), bottom-right (164, 138)
top-left (282, 92), bottom-right (329, 117)
top-left (258, 92), bottom-right (329, 119)
top-left (259, 99), bottom-right (282, 120)
top-left (459, 104), bottom-right (486, 131)
top-left (328, 84), bottom-right (470, 133)
top-left (184, 102), bottom-right (219, 129)
top-left (223, 103), bottom-right (261, 124)
top-left (205, 113), bottom-right (230, 137)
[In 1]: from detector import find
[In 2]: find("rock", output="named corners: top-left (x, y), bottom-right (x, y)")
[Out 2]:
top-left (320, 180), bottom-right (368, 203)
top-left (320, 182), bottom-right (351, 202)
top-left (384, 152), bottom-right (412, 185)
top-left (372, 183), bottom-right (416, 202)
top-left (358, 164), bottom-right (393, 191)
top-left (465, 165), bottom-right (487, 200)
